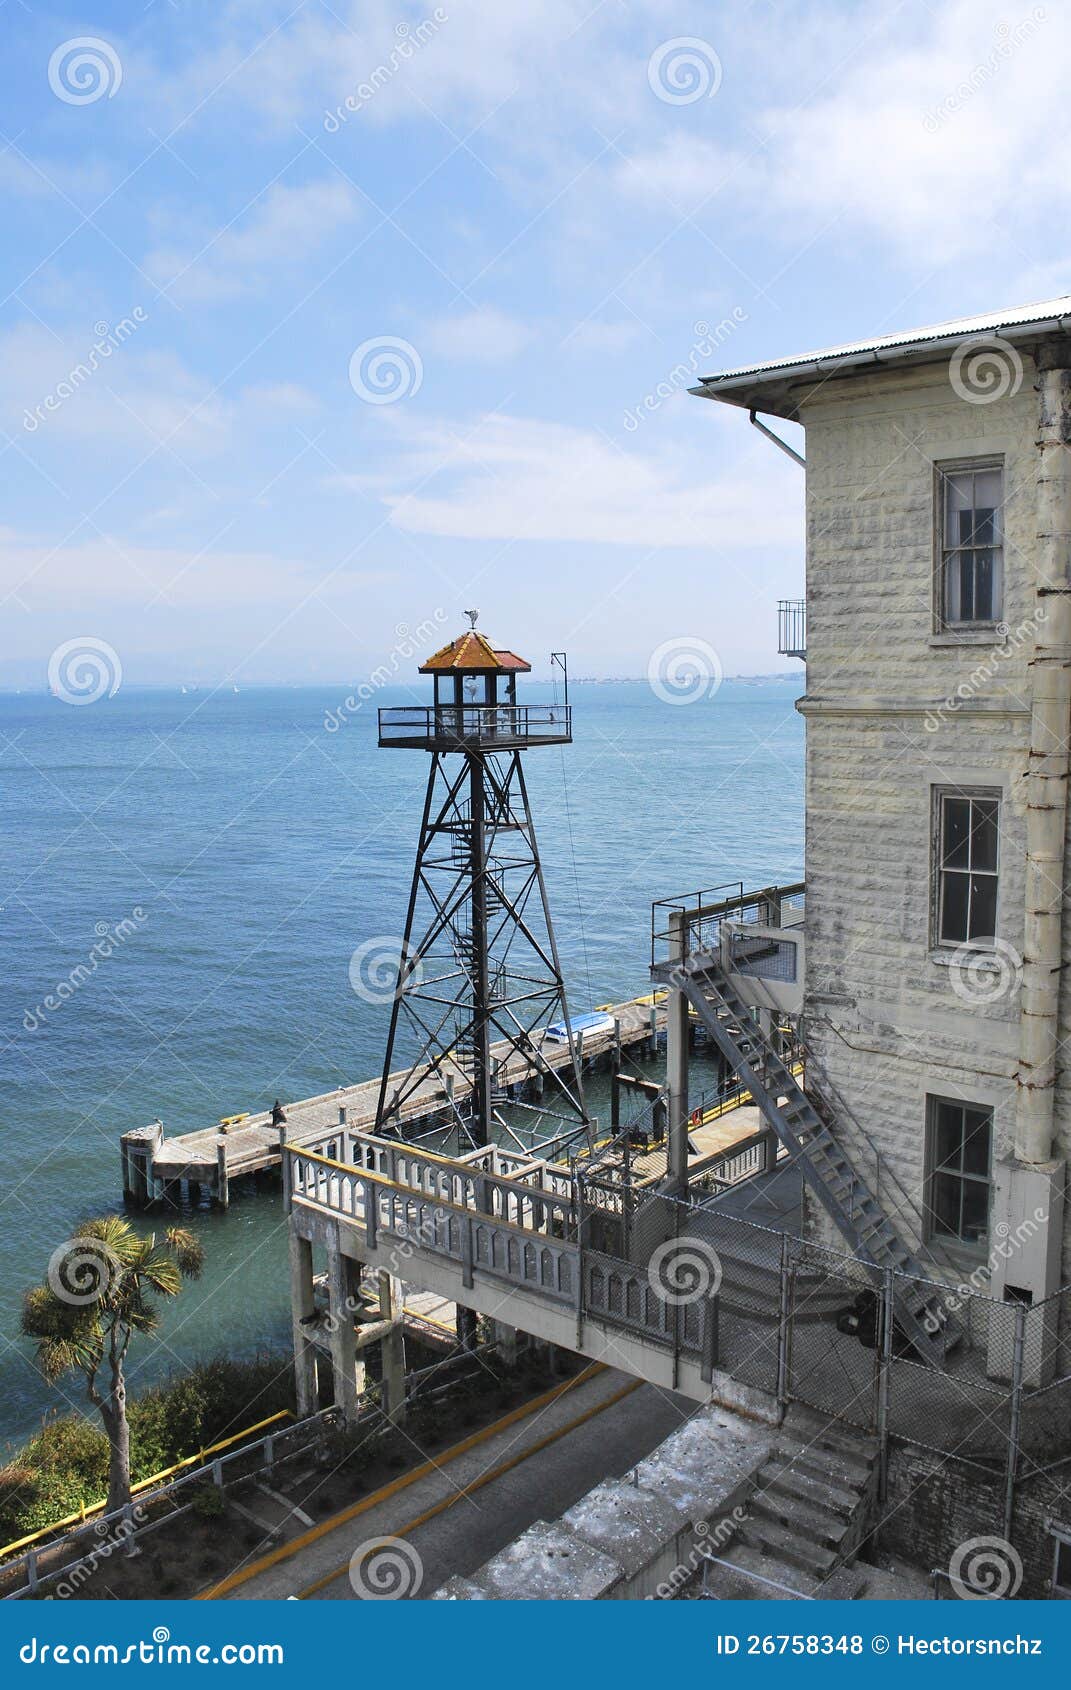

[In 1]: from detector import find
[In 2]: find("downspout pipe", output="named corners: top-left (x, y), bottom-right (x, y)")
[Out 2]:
top-left (1015, 338), bottom-right (1071, 1165)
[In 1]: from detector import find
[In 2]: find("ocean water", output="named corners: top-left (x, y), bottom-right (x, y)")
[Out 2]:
top-left (0, 679), bottom-right (803, 1442)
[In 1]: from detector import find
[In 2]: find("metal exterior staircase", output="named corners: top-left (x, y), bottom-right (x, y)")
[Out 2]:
top-left (673, 956), bottom-right (959, 1366)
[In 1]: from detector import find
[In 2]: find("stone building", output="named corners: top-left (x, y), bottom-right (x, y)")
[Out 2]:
top-left (693, 297), bottom-right (1071, 1374)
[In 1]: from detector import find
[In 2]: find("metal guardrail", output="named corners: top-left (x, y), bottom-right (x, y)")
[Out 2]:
top-left (778, 598), bottom-right (806, 658)
top-left (651, 881), bottom-right (805, 970)
top-left (0, 1409), bottom-right (294, 1564)
top-left (378, 703), bottom-right (572, 746)
top-left (2, 1407), bottom-right (339, 1601)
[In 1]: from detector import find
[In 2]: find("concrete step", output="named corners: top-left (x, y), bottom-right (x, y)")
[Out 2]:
top-left (755, 1458), bottom-right (859, 1520)
top-left (786, 1406), bottom-right (880, 1462)
top-left (748, 1486), bottom-right (851, 1549)
top-left (702, 1543), bottom-right (811, 1600)
top-left (741, 1513), bottom-right (839, 1578)
top-left (771, 1436), bottom-right (873, 1492)
top-left (770, 1426), bottom-right (871, 1480)
top-left (814, 1564), bottom-right (868, 1599)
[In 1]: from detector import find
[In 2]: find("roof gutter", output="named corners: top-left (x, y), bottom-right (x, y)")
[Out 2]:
top-left (690, 311), bottom-right (1071, 413)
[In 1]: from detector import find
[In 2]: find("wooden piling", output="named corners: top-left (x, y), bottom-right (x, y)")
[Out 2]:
top-left (216, 1138), bottom-right (230, 1209)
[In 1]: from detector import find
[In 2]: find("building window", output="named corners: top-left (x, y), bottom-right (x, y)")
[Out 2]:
top-left (1052, 1530), bottom-right (1071, 1598)
top-left (926, 1096), bottom-right (992, 1248)
top-left (935, 789), bottom-right (1000, 948)
top-left (937, 462), bottom-right (1004, 628)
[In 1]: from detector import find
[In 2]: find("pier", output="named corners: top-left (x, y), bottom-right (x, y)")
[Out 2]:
top-left (120, 992), bottom-right (665, 1208)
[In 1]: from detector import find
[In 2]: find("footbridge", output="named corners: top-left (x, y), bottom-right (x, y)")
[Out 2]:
top-left (284, 1126), bottom-right (761, 1415)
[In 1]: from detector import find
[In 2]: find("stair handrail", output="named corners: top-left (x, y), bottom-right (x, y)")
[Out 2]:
top-left (794, 1022), bottom-right (964, 1284)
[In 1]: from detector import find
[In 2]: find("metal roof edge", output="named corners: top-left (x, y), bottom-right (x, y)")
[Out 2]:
top-left (692, 305), bottom-right (1071, 409)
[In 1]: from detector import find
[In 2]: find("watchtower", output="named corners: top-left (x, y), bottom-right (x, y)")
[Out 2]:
top-left (375, 615), bottom-right (589, 1149)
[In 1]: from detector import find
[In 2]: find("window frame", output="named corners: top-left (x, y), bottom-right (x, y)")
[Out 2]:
top-left (934, 457), bottom-right (1005, 633)
top-left (924, 1094), bottom-right (994, 1256)
top-left (931, 786), bottom-right (1001, 953)
top-left (1051, 1527), bottom-right (1071, 1599)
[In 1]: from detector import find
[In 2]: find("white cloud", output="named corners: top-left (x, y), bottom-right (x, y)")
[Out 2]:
top-left (145, 179), bottom-right (361, 303)
top-left (0, 530), bottom-right (384, 611)
top-left (613, 135), bottom-right (739, 213)
top-left (1, 324), bottom-right (233, 455)
top-left (0, 324), bottom-right (324, 475)
top-left (616, 1), bottom-right (1064, 263)
top-left (423, 306), bottom-right (533, 363)
top-left (565, 319), bottom-right (643, 355)
top-left (368, 412), bottom-right (801, 549)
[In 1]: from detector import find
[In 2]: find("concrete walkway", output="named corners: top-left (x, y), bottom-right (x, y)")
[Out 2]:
top-left (221, 1368), bottom-right (695, 1600)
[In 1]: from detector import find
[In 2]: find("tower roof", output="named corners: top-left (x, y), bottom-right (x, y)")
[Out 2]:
top-left (419, 630), bottom-right (531, 674)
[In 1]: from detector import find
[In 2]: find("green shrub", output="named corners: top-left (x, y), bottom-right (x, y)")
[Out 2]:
top-left (190, 1486), bottom-right (225, 1521)
top-left (0, 1351), bottom-right (294, 1548)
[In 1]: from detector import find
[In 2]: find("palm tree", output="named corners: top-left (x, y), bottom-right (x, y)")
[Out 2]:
top-left (22, 1216), bottom-right (204, 1516)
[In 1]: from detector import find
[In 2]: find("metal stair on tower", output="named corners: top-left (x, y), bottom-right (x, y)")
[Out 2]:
top-left (669, 954), bottom-right (959, 1367)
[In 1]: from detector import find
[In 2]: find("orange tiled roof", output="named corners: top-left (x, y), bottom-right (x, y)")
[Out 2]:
top-left (419, 631), bottom-right (531, 673)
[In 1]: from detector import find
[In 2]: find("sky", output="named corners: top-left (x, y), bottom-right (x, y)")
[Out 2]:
top-left (0, 0), bottom-right (1065, 687)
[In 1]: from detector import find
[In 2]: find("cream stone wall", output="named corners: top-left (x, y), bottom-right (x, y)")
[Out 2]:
top-left (792, 356), bottom-right (1071, 1280)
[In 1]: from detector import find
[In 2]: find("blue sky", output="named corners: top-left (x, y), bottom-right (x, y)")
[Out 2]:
top-left (0, 0), bottom-right (1064, 686)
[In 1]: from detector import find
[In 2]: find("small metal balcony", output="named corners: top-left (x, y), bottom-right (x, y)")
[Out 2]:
top-left (778, 598), bottom-right (806, 661)
top-left (378, 702), bottom-right (572, 751)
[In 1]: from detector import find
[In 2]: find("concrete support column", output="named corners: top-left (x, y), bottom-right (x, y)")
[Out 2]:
top-left (666, 909), bottom-right (690, 1192)
top-left (378, 1271), bottom-right (407, 1423)
top-left (326, 1238), bottom-right (362, 1425)
top-left (456, 1305), bottom-right (479, 1351)
top-left (289, 1231), bottom-right (319, 1418)
top-left (493, 1320), bottom-right (519, 1366)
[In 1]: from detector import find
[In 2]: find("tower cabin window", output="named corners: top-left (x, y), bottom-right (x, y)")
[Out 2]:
top-left (936, 790), bottom-right (999, 949)
top-left (938, 463), bottom-right (1003, 628)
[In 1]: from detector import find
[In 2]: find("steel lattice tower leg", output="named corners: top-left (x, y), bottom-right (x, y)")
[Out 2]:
top-left (375, 747), bottom-right (588, 1149)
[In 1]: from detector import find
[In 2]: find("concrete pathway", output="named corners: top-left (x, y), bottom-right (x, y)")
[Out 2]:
top-left (219, 1368), bottom-right (695, 1601)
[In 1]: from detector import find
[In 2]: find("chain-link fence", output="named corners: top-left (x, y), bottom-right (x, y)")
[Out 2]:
top-left (573, 1175), bottom-right (1070, 1516)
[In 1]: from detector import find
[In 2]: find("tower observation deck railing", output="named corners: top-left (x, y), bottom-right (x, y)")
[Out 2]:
top-left (378, 703), bottom-right (572, 750)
